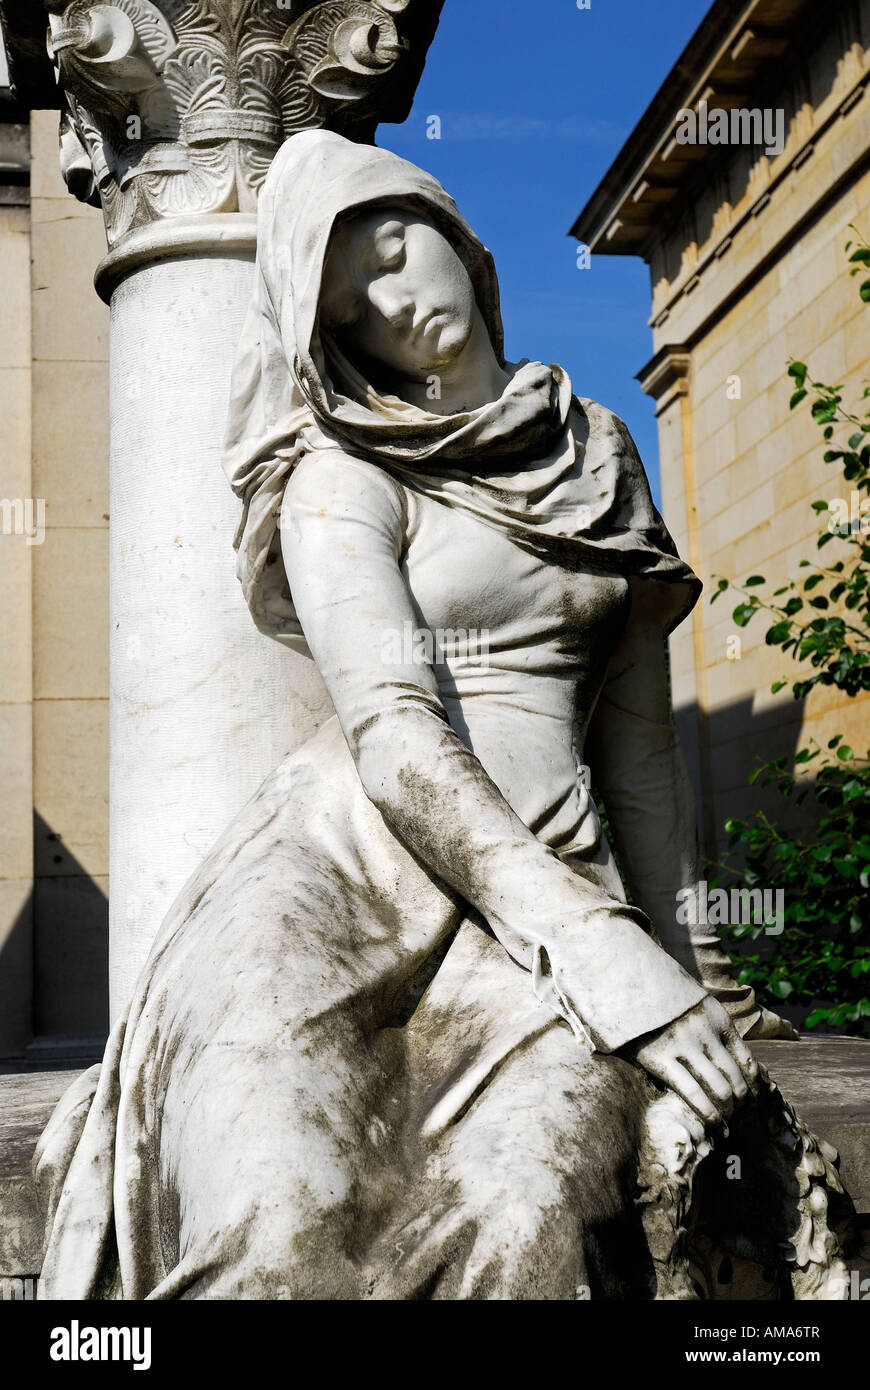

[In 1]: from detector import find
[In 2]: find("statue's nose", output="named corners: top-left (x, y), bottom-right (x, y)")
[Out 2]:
top-left (372, 283), bottom-right (415, 330)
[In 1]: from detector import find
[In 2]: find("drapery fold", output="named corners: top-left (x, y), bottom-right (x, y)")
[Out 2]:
top-left (222, 129), bottom-right (701, 654)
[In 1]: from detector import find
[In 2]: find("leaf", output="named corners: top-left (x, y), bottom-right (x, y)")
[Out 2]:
top-left (837, 745), bottom-right (854, 761)
top-left (744, 575), bottom-right (766, 586)
top-left (805, 1008), bottom-right (829, 1029)
top-left (770, 680), bottom-right (787, 693)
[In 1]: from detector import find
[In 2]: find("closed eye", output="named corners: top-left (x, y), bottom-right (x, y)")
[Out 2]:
top-left (378, 244), bottom-right (406, 273)
top-left (371, 220), bottom-right (407, 274)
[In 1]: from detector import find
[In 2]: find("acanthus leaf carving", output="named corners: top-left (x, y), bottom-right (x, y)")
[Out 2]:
top-left (40, 0), bottom-right (442, 247)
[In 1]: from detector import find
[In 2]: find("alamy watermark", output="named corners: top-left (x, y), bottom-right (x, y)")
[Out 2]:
top-left (829, 1270), bottom-right (870, 1299)
top-left (50, 1320), bottom-right (151, 1370)
top-left (381, 621), bottom-right (490, 667)
top-left (826, 491), bottom-right (870, 535)
top-left (0, 497), bottom-right (45, 546)
top-left (675, 101), bottom-right (785, 158)
top-left (676, 880), bottom-right (784, 936)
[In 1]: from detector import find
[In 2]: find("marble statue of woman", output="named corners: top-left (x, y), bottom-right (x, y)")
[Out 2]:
top-left (34, 130), bottom-right (850, 1301)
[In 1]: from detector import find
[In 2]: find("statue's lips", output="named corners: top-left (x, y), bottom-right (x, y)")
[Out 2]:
top-left (416, 310), bottom-right (448, 338)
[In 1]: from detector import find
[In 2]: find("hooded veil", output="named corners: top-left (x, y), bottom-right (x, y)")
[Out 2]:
top-left (222, 128), bottom-right (701, 653)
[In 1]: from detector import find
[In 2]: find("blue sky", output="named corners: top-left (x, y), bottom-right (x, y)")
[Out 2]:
top-left (379, 0), bottom-right (712, 504)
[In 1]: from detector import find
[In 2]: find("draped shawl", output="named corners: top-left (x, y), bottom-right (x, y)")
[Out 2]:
top-left (222, 128), bottom-right (700, 652)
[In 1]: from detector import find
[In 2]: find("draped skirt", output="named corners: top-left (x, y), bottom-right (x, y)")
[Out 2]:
top-left (34, 720), bottom-right (850, 1300)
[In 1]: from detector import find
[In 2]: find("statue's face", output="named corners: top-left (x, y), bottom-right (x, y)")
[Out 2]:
top-left (320, 207), bottom-right (478, 379)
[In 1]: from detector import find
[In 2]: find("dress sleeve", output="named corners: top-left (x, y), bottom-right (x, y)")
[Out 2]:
top-left (281, 448), bottom-right (706, 1053)
top-left (586, 577), bottom-right (761, 1034)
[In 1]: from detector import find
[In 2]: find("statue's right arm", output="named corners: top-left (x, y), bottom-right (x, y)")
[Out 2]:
top-left (281, 449), bottom-right (708, 1058)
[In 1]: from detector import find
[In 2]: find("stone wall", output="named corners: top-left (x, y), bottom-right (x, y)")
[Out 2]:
top-left (645, 5), bottom-right (870, 862)
top-left (0, 140), bottom-right (33, 1056)
top-left (0, 110), bottom-right (110, 1055)
top-left (29, 110), bottom-right (110, 1047)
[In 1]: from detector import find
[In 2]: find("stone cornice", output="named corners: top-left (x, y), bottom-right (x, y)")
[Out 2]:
top-left (3, 1), bottom-right (442, 247)
top-left (636, 344), bottom-right (690, 417)
top-left (569, 0), bottom-right (825, 256)
top-left (0, 0), bottom-right (63, 117)
top-left (643, 69), bottom-right (869, 332)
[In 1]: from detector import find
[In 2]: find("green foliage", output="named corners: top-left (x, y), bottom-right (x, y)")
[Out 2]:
top-left (709, 229), bottom-right (870, 1033)
top-left (712, 739), bottom-right (870, 1034)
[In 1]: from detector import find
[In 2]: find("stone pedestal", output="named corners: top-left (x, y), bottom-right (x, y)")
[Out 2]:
top-left (5, 1037), bottom-right (870, 1296)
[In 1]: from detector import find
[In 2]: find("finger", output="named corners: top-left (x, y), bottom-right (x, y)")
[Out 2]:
top-left (701, 1039), bottom-right (748, 1103)
top-left (681, 1050), bottom-right (738, 1117)
top-left (705, 1003), bottom-right (760, 1084)
top-left (725, 1030), bottom-right (760, 1087)
top-left (663, 1061), bottom-right (723, 1127)
top-left (701, 996), bottom-right (732, 1036)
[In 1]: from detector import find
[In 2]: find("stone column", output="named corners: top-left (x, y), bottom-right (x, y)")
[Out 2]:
top-left (639, 343), bottom-right (717, 861)
top-left (20, 0), bottom-right (442, 1018)
top-left (101, 219), bottom-right (322, 1018)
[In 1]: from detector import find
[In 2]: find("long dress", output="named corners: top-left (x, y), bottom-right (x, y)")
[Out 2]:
top-left (33, 128), bottom-right (850, 1301)
top-left (34, 410), bottom-right (849, 1301)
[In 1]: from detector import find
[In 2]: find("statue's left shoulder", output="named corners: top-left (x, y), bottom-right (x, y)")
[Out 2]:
top-left (571, 396), bottom-right (649, 492)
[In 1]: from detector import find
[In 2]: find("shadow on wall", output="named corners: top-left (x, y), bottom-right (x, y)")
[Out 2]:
top-left (0, 813), bottom-right (109, 1059)
top-left (683, 693), bottom-right (812, 873)
top-left (676, 692), bottom-right (832, 1032)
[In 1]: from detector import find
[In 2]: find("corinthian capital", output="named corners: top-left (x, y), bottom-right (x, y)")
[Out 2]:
top-left (29, 0), bottom-right (442, 246)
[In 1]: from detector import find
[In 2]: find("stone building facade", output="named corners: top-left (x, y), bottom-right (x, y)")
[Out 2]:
top-left (0, 108), bottom-right (109, 1058)
top-left (572, 0), bottom-right (870, 865)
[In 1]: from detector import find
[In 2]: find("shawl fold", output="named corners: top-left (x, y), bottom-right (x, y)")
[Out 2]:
top-left (222, 129), bottom-right (700, 653)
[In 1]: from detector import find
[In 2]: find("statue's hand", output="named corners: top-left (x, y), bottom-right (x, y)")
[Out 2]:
top-left (623, 996), bottom-right (759, 1126)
